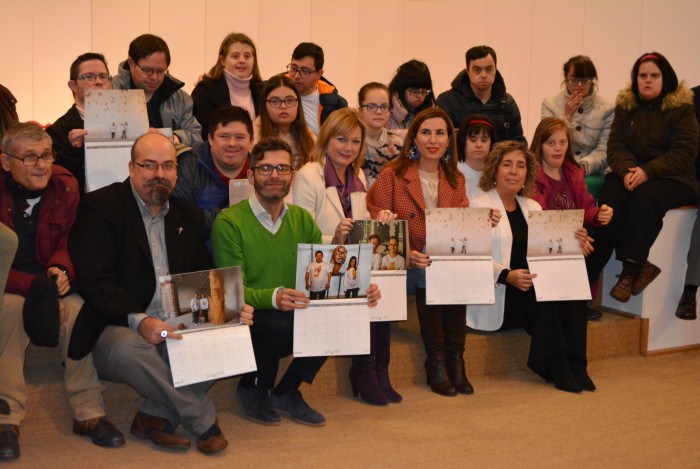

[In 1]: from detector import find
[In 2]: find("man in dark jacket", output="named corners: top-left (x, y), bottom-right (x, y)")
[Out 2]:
top-left (112, 34), bottom-right (202, 146)
top-left (173, 106), bottom-right (253, 238)
top-left (285, 42), bottom-right (347, 135)
top-left (47, 52), bottom-right (112, 193)
top-left (0, 123), bottom-right (123, 461)
top-left (437, 45), bottom-right (526, 143)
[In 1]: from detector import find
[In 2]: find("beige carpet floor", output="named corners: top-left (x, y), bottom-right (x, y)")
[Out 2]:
top-left (9, 349), bottom-right (700, 468)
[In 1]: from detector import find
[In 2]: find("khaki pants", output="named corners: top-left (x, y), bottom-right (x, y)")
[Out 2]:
top-left (0, 293), bottom-right (105, 425)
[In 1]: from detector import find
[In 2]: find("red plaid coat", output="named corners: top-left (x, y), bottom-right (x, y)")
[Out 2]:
top-left (366, 162), bottom-right (468, 254)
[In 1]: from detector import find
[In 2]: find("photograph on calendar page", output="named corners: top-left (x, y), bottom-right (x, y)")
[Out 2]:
top-left (348, 220), bottom-right (409, 272)
top-left (158, 266), bottom-right (246, 333)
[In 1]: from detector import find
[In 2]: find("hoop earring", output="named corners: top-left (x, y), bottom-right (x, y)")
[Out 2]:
top-left (408, 146), bottom-right (420, 160)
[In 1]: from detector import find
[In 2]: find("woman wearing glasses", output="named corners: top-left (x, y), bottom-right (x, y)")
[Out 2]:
top-left (254, 76), bottom-right (315, 170)
top-left (541, 56), bottom-right (614, 197)
top-left (192, 33), bottom-right (263, 138)
top-left (368, 108), bottom-right (472, 398)
top-left (529, 117), bottom-right (615, 319)
top-left (292, 108), bottom-right (400, 406)
top-left (387, 60), bottom-right (435, 131)
top-left (357, 82), bottom-right (404, 187)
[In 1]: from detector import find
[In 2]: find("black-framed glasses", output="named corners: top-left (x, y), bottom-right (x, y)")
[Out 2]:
top-left (77, 73), bottom-right (112, 83)
top-left (252, 164), bottom-right (293, 175)
top-left (134, 62), bottom-right (168, 77)
top-left (133, 160), bottom-right (178, 172)
top-left (266, 97), bottom-right (298, 108)
top-left (360, 103), bottom-right (390, 113)
top-left (287, 63), bottom-right (316, 78)
top-left (407, 87), bottom-right (431, 97)
top-left (566, 77), bottom-right (593, 86)
top-left (3, 150), bottom-right (56, 166)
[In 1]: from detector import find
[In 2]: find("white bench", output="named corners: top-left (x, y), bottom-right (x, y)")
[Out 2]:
top-left (601, 207), bottom-right (700, 353)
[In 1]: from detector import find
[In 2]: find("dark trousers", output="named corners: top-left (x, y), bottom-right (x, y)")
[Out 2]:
top-left (310, 290), bottom-right (327, 300)
top-left (599, 174), bottom-right (695, 263)
top-left (585, 224), bottom-right (616, 286)
top-left (344, 288), bottom-right (359, 298)
top-left (240, 309), bottom-right (327, 392)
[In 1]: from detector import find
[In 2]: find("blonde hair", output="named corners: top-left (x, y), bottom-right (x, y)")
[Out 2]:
top-left (308, 108), bottom-right (366, 176)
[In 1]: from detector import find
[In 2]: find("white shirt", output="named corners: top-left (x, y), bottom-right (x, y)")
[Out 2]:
top-left (381, 253), bottom-right (405, 271)
top-left (301, 88), bottom-right (321, 136)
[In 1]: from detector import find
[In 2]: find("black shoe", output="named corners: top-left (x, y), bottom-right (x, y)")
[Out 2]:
top-left (73, 417), bottom-right (125, 447)
top-left (549, 359), bottom-right (583, 394)
top-left (586, 304), bottom-right (602, 321)
top-left (270, 390), bottom-right (325, 427)
top-left (236, 384), bottom-right (280, 426)
top-left (0, 399), bottom-right (9, 416)
top-left (0, 424), bottom-right (19, 460)
top-left (675, 290), bottom-right (697, 320)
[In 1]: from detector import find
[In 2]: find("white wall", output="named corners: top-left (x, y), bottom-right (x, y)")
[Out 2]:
top-left (2, 0), bottom-right (699, 141)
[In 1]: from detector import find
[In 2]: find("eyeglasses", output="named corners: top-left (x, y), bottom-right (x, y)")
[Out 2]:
top-left (252, 164), bottom-right (293, 175)
top-left (3, 150), bottom-right (56, 166)
top-left (266, 97), bottom-right (298, 108)
top-left (407, 88), bottom-right (431, 97)
top-left (360, 103), bottom-right (390, 113)
top-left (133, 160), bottom-right (178, 172)
top-left (134, 62), bottom-right (168, 77)
top-left (287, 64), bottom-right (316, 78)
top-left (77, 73), bottom-right (112, 83)
top-left (566, 77), bottom-right (593, 86)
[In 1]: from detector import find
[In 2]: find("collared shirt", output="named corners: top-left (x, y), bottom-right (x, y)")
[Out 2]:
top-left (127, 181), bottom-right (171, 330)
top-left (248, 192), bottom-right (288, 308)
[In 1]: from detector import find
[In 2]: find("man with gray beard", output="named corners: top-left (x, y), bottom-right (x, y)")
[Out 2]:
top-left (67, 133), bottom-right (253, 455)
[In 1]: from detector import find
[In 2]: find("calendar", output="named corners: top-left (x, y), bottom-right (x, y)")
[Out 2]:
top-left (293, 300), bottom-right (371, 357)
top-left (526, 210), bottom-right (591, 301)
top-left (425, 207), bottom-right (495, 305)
top-left (369, 270), bottom-right (407, 321)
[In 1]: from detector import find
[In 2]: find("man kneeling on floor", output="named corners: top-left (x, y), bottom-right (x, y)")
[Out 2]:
top-left (211, 138), bottom-right (380, 427)
top-left (0, 123), bottom-right (123, 461)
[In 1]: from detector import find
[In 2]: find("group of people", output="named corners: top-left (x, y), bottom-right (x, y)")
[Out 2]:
top-left (1, 30), bottom-right (699, 462)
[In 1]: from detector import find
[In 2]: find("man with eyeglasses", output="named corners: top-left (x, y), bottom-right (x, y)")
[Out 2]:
top-left (47, 52), bottom-right (112, 193)
top-left (285, 42), bottom-right (347, 136)
top-left (173, 106), bottom-right (253, 240)
top-left (112, 34), bottom-right (202, 146)
top-left (437, 45), bottom-right (526, 143)
top-left (0, 123), bottom-right (125, 461)
top-left (67, 133), bottom-right (253, 455)
top-left (213, 138), bottom-right (373, 427)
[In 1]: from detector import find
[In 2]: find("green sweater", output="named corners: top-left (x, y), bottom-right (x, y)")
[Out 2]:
top-left (211, 200), bottom-right (322, 309)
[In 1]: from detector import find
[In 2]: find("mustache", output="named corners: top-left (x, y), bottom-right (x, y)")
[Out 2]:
top-left (145, 177), bottom-right (173, 189)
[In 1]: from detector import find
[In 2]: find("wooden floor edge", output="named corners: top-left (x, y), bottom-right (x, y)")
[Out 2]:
top-left (641, 342), bottom-right (700, 356)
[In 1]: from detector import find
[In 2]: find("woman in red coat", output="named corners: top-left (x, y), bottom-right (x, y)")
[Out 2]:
top-left (367, 108), bottom-right (471, 397)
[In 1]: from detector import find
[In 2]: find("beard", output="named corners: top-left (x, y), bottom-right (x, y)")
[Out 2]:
top-left (145, 177), bottom-right (173, 206)
top-left (253, 178), bottom-right (290, 204)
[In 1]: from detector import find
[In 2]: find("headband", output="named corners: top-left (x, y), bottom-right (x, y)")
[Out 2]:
top-left (468, 119), bottom-right (494, 129)
top-left (639, 53), bottom-right (660, 62)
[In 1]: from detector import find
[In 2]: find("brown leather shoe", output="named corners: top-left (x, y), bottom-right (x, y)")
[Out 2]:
top-left (610, 274), bottom-right (634, 303)
top-left (196, 419), bottom-right (228, 455)
top-left (73, 416), bottom-right (125, 447)
top-left (130, 411), bottom-right (190, 449)
top-left (675, 290), bottom-right (697, 320)
top-left (631, 261), bottom-right (661, 296)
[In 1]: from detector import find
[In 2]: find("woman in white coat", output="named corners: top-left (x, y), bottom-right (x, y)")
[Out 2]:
top-left (470, 141), bottom-right (594, 393)
top-left (292, 108), bottom-right (400, 406)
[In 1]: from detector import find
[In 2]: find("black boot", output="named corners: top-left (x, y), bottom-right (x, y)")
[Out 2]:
top-left (348, 325), bottom-right (389, 405)
top-left (374, 322), bottom-right (402, 403)
top-left (443, 306), bottom-right (473, 395)
top-left (415, 289), bottom-right (457, 397)
top-left (549, 354), bottom-right (583, 393)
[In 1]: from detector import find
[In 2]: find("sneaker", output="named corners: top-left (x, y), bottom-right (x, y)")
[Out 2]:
top-left (236, 385), bottom-right (280, 426)
top-left (270, 390), bottom-right (325, 427)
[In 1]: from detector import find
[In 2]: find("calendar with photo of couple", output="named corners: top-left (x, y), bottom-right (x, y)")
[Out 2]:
top-left (526, 209), bottom-right (591, 302)
top-left (292, 243), bottom-right (373, 357)
top-left (158, 266), bottom-right (256, 387)
top-left (425, 207), bottom-right (495, 305)
top-left (348, 220), bottom-right (409, 321)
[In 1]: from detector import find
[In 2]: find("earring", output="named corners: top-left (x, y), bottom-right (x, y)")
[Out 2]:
top-left (441, 148), bottom-right (453, 164)
top-left (408, 146), bottom-right (420, 160)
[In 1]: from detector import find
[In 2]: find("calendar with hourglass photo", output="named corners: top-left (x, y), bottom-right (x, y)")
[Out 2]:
top-left (526, 209), bottom-right (591, 301)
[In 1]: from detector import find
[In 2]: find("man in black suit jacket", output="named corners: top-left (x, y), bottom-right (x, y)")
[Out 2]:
top-left (68, 133), bottom-right (252, 455)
